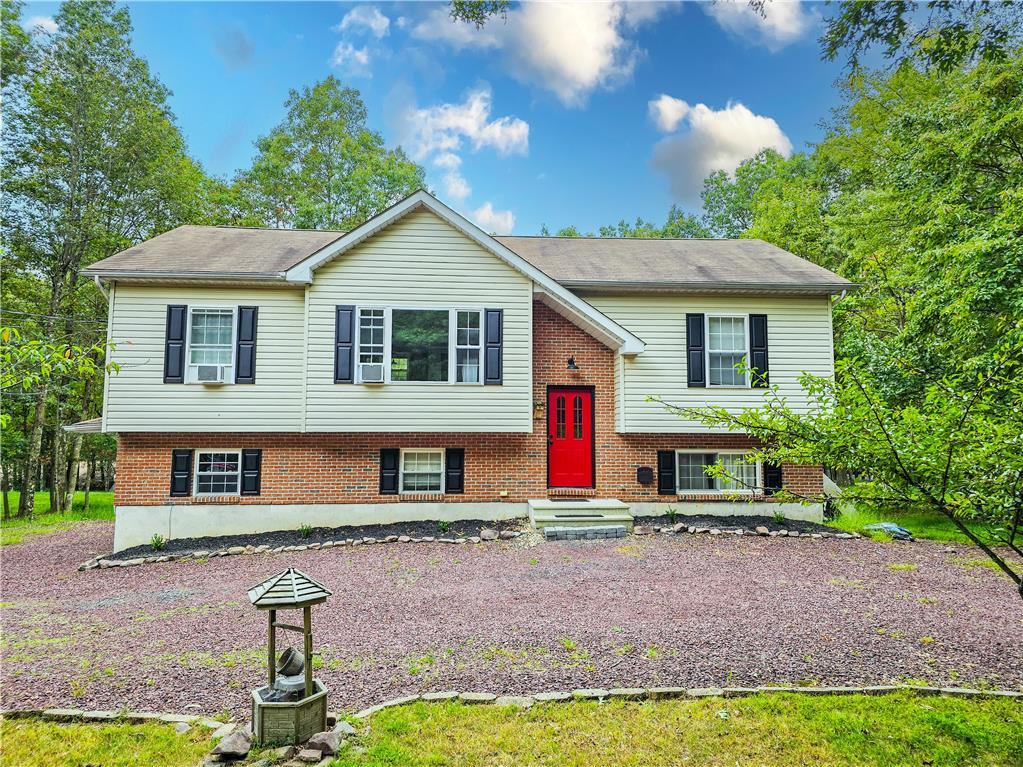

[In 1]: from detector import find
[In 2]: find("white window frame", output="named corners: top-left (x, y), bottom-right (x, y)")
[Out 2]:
top-left (354, 306), bottom-right (485, 386)
top-left (193, 448), bottom-right (242, 496)
top-left (184, 305), bottom-right (236, 385)
top-left (399, 448), bottom-right (445, 494)
top-left (705, 313), bottom-right (750, 389)
top-left (675, 450), bottom-right (760, 494)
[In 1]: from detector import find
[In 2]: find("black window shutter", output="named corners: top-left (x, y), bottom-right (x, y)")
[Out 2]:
top-left (685, 313), bottom-right (705, 387)
top-left (240, 448), bottom-right (262, 495)
top-left (763, 462), bottom-right (783, 496)
top-left (334, 305), bottom-right (355, 384)
top-left (657, 450), bottom-right (676, 495)
top-left (445, 448), bottom-right (465, 494)
top-left (749, 313), bottom-right (769, 388)
top-left (235, 306), bottom-right (258, 384)
top-left (484, 309), bottom-right (503, 385)
top-left (164, 305), bottom-right (187, 383)
top-left (169, 449), bottom-right (193, 497)
top-left (379, 448), bottom-right (399, 495)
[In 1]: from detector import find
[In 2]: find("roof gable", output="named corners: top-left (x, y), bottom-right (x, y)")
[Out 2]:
top-left (285, 190), bottom-right (645, 355)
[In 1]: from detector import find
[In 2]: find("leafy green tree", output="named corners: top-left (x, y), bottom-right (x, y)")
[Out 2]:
top-left (1, 0), bottom-right (31, 86)
top-left (2, 0), bottom-right (215, 516)
top-left (449, 0), bottom-right (508, 28)
top-left (699, 149), bottom-right (792, 238)
top-left (541, 205), bottom-right (709, 239)
top-left (235, 76), bottom-right (425, 230)
top-left (660, 349), bottom-right (1023, 600)
top-left (822, 0), bottom-right (1023, 72)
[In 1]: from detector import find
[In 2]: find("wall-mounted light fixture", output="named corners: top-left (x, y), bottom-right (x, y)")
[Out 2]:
top-left (567, 357), bottom-right (579, 370)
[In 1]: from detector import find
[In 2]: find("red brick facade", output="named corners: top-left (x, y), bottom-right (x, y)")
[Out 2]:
top-left (114, 301), bottom-right (823, 507)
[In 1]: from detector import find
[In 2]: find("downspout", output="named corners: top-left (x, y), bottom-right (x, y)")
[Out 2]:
top-left (93, 275), bottom-right (110, 300)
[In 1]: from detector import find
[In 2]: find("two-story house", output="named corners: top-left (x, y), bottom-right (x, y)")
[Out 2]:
top-left (80, 191), bottom-right (852, 551)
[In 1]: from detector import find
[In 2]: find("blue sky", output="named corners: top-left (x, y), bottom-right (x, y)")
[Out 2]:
top-left (24, 1), bottom-right (847, 234)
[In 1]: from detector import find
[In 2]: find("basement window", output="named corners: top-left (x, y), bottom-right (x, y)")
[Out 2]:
top-left (194, 451), bottom-right (241, 495)
top-left (676, 451), bottom-right (758, 493)
top-left (400, 449), bottom-right (444, 493)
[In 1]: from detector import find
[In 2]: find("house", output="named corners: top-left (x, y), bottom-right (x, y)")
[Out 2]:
top-left (80, 191), bottom-right (853, 551)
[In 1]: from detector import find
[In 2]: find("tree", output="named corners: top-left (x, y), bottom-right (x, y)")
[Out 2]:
top-left (699, 149), bottom-right (792, 238)
top-left (235, 76), bottom-right (425, 230)
top-left (2, 0), bottom-right (216, 517)
top-left (449, 0), bottom-right (508, 28)
top-left (1, 0), bottom-right (31, 86)
top-left (822, 0), bottom-right (1023, 72)
top-left (540, 205), bottom-right (709, 239)
top-left (660, 350), bottom-right (1023, 600)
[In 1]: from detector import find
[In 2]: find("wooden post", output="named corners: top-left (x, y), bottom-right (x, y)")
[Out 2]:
top-left (303, 606), bottom-right (313, 699)
top-left (268, 609), bottom-right (276, 687)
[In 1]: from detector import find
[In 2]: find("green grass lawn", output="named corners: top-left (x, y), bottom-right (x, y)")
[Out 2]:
top-left (0, 491), bottom-right (114, 545)
top-left (827, 506), bottom-right (982, 545)
top-left (332, 693), bottom-right (1023, 767)
top-left (0, 718), bottom-right (212, 767)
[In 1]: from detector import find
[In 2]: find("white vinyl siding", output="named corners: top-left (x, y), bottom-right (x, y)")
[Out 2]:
top-left (584, 293), bottom-right (835, 433)
top-left (104, 285), bottom-right (306, 432)
top-left (305, 208), bottom-right (532, 432)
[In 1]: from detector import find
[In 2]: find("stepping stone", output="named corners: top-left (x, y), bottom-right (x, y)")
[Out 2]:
top-left (572, 689), bottom-right (609, 700)
top-left (421, 691), bottom-right (459, 701)
top-left (608, 688), bottom-right (645, 700)
top-left (458, 692), bottom-right (496, 704)
top-left (533, 691), bottom-right (572, 703)
top-left (494, 696), bottom-right (534, 708)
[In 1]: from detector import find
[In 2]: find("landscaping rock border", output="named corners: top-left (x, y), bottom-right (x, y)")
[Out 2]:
top-left (349, 684), bottom-right (1022, 718)
top-left (0, 708), bottom-right (227, 728)
top-left (77, 528), bottom-right (523, 571)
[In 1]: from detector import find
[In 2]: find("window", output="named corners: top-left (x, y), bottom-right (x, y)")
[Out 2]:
top-left (676, 451), bottom-right (758, 493)
top-left (555, 395), bottom-right (566, 438)
top-left (573, 395), bottom-right (583, 439)
top-left (400, 449), bottom-right (443, 493)
top-left (707, 315), bottom-right (747, 387)
top-left (391, 309), bottom-right (449, 382)
top-left (455, 311), bottom-right (481, 383)
top-left (358, 308), bottom-right (385, 366)
top-left (187, 308), bottom-right (234, 382)
top-left (355, 307), bottom-right (484, 384)
top-left (195, 451), bottom-right (240, 495)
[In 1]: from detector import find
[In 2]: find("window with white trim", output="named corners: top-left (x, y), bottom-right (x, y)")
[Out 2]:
top-left (400, 449), bottom-right (444, 493)
top-left (355, 308), bottom-right (484, 384)
top-left (187, 307), bottom-right (235, 383)
top-left (455, 310), bottom-right (481, 383)
top-left (676, 451), bottom-right (758, 493)
top-left (195, 450), bottom-right (241, 495)
top-left (707, 315), bottom-right (748, 387)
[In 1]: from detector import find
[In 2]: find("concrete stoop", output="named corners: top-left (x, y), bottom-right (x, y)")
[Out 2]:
top-left (528, 498), bottom-right (633, 532)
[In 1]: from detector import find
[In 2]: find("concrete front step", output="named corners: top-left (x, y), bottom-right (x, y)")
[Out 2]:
top-left (528, 498), bottom-right (633, 531)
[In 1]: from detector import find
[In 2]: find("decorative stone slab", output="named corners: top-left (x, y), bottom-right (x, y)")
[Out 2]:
top-left (858, 685), bottom-right (901, 695)
top-left (607, 688), bottom-right (646, 700)
top-left (572, 689), bottom-right (609, 700)
top-left (686, 687), bottom-right (724, 698)
top-left (494, 696), bottom-right (534, 708)
top-left (532, 691), bottom-right (572, 703)
top-left (421, 691), bottom-right (459, 702)
top-left (646, 687), bottom-right (687, 699)
top-left (796, 687), bottom-right (864, 696)
top-left (41, 708), bottom-right (84, 721)
top-left (381, 695), bottom-right (420, 709)
top-left (459, 692), bottom-right (497, 704)
top-left (158, 713), bottom-right (199, 724)
top-left (722, 688), bottom-right (761, 698)
top-left (83, 710), bottom-right (120, 720)
top-left (211, 722), bottom-right (237, 739)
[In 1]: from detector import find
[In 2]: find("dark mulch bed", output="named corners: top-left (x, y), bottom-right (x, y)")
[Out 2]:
top-left (633, 513), bottom-right (834, 535)
top-left (110, 517), bottom-right (525, 561)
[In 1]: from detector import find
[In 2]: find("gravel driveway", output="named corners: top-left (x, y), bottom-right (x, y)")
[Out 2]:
top-left (2, 522), bottom-right (1021, 716)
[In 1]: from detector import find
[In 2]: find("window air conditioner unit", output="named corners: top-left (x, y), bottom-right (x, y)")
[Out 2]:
top-left (359, 363), bottom-right (384, 383)
top-left (196, 364), bottom-right (227, 384)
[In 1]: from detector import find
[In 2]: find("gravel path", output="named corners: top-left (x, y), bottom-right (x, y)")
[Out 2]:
top-left (2, 522), bottom-right (1021, 717)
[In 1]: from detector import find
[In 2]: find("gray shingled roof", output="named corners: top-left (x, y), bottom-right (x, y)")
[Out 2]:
top-left (496, 236), bottom-right (853, 293)
top-left (82, 225), bottom-right (344, 278)
top-left (248, 568), bottom-right (332, 609)
top-left (82, 224), bottom-right (852, 293)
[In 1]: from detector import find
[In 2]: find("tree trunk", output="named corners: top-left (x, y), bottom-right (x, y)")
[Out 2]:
top-left (63, 375), bottom-right (93, 512)
top-left (18, 386), bottom-right (49, 519)
top-left (82, 458), bottom-right (92, 513)
top-left (1, 462), bottom-right (10, 520)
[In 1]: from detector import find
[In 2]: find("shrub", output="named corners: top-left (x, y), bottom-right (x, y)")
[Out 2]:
top-left (437, 520), bottom-right (451, 534)
top-left (299, 524), bottom-right (313, 539)
top-left (150, 533), bottom-right (166, 551)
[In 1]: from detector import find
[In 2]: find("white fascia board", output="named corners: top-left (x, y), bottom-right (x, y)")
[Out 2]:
top-left (284, 190), bottom-right (645, 356)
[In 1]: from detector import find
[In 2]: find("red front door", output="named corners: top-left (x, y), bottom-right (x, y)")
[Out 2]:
top-left (548, 388), bottom-right (594, 488)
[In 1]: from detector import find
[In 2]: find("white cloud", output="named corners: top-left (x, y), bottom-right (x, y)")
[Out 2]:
top-left (472, 202), bottom-right (515, 235)
top-left (704, 0), bottom-right (814, 51)
top-left (648, 94), bottom-right (690, 133)
top-left (442, 171), bottom-right (472, 201)
top-left (650, 100), bottom-right (792, 203)
top-left (433, 152), bottom-right (462, 170)
top-left (23, 15), bottom-right (57, 34)
top-left (411, 7), bottom-right (500, 50)
top-left (412, 2), bottom-right (668, 107)
top-left (330, 42), bottom-right (371, 74)
top-left (405, 85), bottom-right (529, 160)
top-left (336, 5), bottom-right (390, 38)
